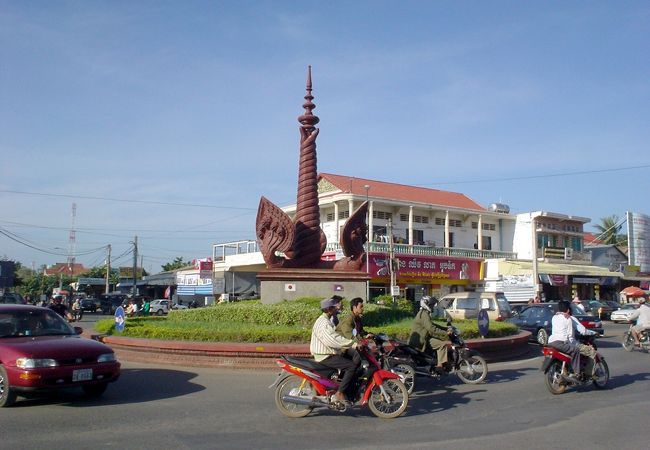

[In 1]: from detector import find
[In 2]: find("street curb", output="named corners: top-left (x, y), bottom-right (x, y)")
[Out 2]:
top-left (93, 331), bottom-right (532, 369)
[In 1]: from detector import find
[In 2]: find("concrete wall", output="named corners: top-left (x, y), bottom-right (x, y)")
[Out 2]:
top-left (260, 279), bottom-right (367, 304)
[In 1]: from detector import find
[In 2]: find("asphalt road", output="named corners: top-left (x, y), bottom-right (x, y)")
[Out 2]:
top-left (2, 321), bottom-right (648, 450)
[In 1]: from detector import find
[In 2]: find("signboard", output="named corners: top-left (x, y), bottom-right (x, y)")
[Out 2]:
top-left (477, 309), bottom-right (489, 337)
top-left (114, 306), bottom-right (125, 333)
top-left (368, 255), bottom-right (481, 282)
top-left (627, 211), bottom-right (650, 273)
top-left (390, 285), bottom-right (400, 296)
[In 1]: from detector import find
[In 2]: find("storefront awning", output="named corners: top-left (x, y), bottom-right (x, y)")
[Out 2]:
top-left (497, 260), bottom-right (623, 278)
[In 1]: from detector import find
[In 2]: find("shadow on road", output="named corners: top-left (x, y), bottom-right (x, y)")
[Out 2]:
top-left (405, 384), bottom-right (487, 417)
top-left (606, 372), bottom-right (650, 389)
top-left (486, 367), bottom-right (538, 383)
top-left (13, 368), bottom-right (205, 408)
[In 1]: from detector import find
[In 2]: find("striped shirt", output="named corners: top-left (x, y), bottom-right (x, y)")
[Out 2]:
top-left (310, 313), bottom-right (355, 362)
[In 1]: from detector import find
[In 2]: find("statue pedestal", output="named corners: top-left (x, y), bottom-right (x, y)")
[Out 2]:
top-left (258, 268), bottom-right (370, 304)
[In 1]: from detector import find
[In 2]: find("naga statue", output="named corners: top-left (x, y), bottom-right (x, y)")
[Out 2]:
top-left (256, 67), bottom-right (368, 271)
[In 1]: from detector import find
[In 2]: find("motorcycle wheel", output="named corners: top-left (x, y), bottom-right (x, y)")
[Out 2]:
top-left (592, 359), bottom-right (609, 389)
top-left (622, 332), bottom-right (635, 352)
top-left (274, 375), bottom-right (315, 418)
top-left (390, 364), bottom-right (416, 395)
top-left (367, 378), bottom-right (409, 419)
top-left (457, 355), bottom-right (488, 384)
top-left (544, 360), bottom-right (567, 395)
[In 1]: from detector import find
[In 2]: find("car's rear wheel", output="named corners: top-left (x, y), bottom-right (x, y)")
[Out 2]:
top-left (82, 382), bottom-right (108, 397)
top-left (536, 328), bottom-right (549, 345)
top-left (156, 309), bottom-right (164, 316)
top-left (0, 365), bottom-right (17, 407)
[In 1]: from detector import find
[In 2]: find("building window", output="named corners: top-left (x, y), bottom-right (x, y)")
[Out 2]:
top-left (401, 214), bottom-right (429, 223)
top-left (449, 219), bottom-right (462, 228)
top-left (326, 213), bottom-right (335, 221)
top-left (338, 210), bottom-right (349, 219)
top-left (471, 222), bottom-right (496, 231)
top-left (407, 229), bottom-right (424, 245)
top-left (482, 236), bottom-right (492, 250)
top-left (435, 218), bottom-right (444, 226)
top-left (373, 211), bottom-right (392, 220)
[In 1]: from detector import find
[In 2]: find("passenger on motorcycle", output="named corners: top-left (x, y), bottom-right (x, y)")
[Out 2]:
top-left (628, 296), bottom-right (650, 347)
top-left (310, 297), bottom-right (360, 404)
top-left (548, 300), bottom-right (597, 377)
top-left (336, 297), bottom-right (373, 340)
top-left (408, 296), bottom-right (452, 374)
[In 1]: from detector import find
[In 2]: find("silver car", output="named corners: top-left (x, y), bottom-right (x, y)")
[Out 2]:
top-left (610, 303), bottom-right (641, 323)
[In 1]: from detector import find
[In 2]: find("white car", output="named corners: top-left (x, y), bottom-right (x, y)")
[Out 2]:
top-left (610, 303), bottom-right (641, 323)
top-left (150, 299), bottom-right (188, 316)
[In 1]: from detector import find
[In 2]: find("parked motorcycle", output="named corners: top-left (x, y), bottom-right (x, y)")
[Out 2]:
top-left (375, 324), bottom-right (488, 394)
top-left (541, 334), bottom-right (609, 394)
top-left (622, 324), bottom-right (650, 352)
top-left (270, 341), bottom-right (409, 418)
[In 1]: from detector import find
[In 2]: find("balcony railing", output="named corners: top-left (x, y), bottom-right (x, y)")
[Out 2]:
top-left (325, 242), bottom-right (517, 260)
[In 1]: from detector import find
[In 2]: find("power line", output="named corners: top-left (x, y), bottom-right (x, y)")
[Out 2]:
top-left (419, 164), bottom-right (650, 186)
top-left (0, 189), bottom-right (256, 210)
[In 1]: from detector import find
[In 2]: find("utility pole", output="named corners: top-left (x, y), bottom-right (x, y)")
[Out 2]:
top-left (105, 244), bottom-right (111, 294)
top-left (364, 184), bottom-right (371, 302)
top-left (388, 217), bottom-right (397, 306)
top-left (132, 236), bottom-right (138, 296)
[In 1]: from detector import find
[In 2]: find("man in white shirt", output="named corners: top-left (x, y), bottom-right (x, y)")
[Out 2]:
top-left (629, 297), bottom-right (650, 346)
top-left (310, 297), bottom-right (359, 404)
top-left (548, 300), bottom-right (596, 376)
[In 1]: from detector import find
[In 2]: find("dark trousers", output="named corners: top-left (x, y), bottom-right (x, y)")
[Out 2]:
top-left (321, 352), bottom-right (360, 396)
top-left (549, 341), bottom-right (580, 374)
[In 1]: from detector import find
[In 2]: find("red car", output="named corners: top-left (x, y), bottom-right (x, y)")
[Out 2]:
top-left (0, 305), bottom-right (121, 407)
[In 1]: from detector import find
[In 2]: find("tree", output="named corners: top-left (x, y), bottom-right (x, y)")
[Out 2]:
top-left (80, 266), bottom-right (119, 284)
top-left (593, 215), bottom-right (627, 246)
top-left (162, 257), bottom-right (190, 272)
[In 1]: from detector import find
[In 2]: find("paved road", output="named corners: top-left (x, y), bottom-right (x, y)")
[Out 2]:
top-left (2, 322), bottom-right (648, 450)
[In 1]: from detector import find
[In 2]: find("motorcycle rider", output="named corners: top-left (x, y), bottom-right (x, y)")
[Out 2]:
top-left (548, 300), bottom-right (596, 378)
top-left (337, 297), bottom-right (373, 340)
top-left (408, 296), bottom-right (452, 374)
top-left (629, 296), bottom-right (650, 347)
top-left (49, 295), bottom-right (74, 321)
top-left (310, 297), bottom-right (360, 404)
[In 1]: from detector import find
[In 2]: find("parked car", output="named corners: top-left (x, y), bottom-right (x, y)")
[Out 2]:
top-left (604, 300), bottom-right (622, 310)
top-left (0, 304), bottom-right (121, 407)
top-left (80, 298), bottom-right (100, 313)
top-left (508, 302), bottom-right (604, 345)
top-left (0, 293), bottom-right (25, 305)
top-left (99, 294), bottom-right (128, 315)
top-left (438, 291), bottom-right (513, 322)
top-left (610, 303), bottom-right (641, 323)
top-left (582, 300), bottom-right (615, 320)
top-left (149, 299), bottom-right (188, 316)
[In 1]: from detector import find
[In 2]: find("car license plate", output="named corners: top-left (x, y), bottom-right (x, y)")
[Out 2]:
top-left (72, 368), bottom-right (93, 382)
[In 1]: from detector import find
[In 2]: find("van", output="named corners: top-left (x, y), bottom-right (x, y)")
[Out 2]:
top-left (438, 291), bottom-right (513, 322)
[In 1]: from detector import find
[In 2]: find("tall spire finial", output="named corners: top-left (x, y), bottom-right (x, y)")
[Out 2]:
top-left (298, 65), bottom-right (319, 129)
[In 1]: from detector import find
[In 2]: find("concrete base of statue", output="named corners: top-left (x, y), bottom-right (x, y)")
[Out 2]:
top-left (258, 268), bottom-right (371, 304)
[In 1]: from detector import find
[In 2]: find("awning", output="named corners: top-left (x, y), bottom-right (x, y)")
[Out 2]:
top-left (497, 260), bottom-right (623, 278)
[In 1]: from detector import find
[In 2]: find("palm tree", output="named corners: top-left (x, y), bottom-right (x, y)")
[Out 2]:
top-left (593, 215), bottom-right (624, 245)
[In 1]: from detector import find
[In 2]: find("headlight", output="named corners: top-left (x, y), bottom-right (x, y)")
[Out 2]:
top-left (16, 358), bottom-right (58, 369)
top-left (97, 353), bottom-right (116, 363)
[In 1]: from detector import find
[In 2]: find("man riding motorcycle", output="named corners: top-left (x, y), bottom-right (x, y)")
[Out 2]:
top-left (548, 300), bottom-right (597, 379)
top-left (309, 297), bottom-right (360, 404)
top-left (408, 296), bottom-right (452, 374)
top-left (628, 296), bottom-right (650, 347)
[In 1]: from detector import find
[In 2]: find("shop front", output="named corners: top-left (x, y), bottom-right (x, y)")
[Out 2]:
top-left (367, 253), bottom-right (482, 302)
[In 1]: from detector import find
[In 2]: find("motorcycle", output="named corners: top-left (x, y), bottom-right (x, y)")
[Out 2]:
top-left (541, 334), bottom-right (609, 394)
top-left (375, 323), bottom-right (488, 394)
top-left (270, 340), bottom-right (409, 418)
top-left (72, 308), bottom-right (83, 322)
top-left (622, 324), bottom-right (650, 352)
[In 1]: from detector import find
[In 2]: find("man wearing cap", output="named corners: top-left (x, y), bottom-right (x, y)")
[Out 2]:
top-left (629, 296), bottom-right (650, 347)
top-left (310, 297), bottom-right (360, 404)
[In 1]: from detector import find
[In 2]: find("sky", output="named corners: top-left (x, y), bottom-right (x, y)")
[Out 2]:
top-left (1, 1), bottom-right (649, 274)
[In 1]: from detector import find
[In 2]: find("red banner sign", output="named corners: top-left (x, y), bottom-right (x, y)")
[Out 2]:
top-left (368, 254), bottom-right (481, 282)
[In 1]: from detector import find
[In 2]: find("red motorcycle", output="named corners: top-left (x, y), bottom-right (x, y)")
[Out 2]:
top-left (541, 334), bottom-right (609, 394)
top-left (270, 341), bottom-right (409, 418)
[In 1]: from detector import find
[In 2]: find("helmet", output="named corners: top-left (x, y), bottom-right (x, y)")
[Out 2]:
top-left (420, 296), bottom-right (438, 312)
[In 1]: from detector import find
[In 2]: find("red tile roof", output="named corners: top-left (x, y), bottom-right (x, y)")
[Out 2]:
top-left (319, 173), bottom-right (486, 211)
top-left (583, 232), bottom-right (604, 245)
top-left (44, 263), bottom-right (87, 277)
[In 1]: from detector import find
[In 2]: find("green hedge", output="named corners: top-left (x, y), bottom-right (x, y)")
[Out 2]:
top-left (94, 297), bottom-right (518, 343)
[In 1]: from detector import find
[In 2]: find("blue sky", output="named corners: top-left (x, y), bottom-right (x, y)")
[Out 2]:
top-left (1, 1), bottom-right (648, 273)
